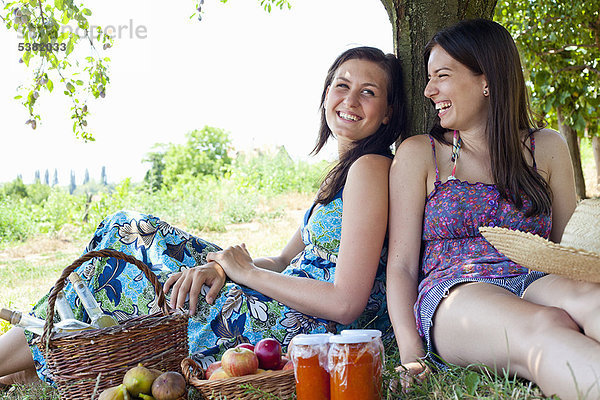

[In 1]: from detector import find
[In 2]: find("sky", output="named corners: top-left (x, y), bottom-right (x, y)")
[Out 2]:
top-left (0, 0), bottom-right (393, 184)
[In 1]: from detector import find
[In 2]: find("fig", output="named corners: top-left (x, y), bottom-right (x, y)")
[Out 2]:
top-left (151, 371), bottom-right (186, 400)
top-left (99, 384), bottom-right (131, 400)
top-left (139, 394), bottom-right (156, 400)
top-left (123, 363), bottom-right (157, 396)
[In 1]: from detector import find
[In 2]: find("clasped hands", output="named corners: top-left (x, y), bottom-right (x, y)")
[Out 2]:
top-left (164, 243), bottom-right (255, 315)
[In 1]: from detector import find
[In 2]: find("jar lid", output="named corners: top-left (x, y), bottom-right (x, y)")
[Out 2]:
top-left (328, 333), bottom-right (372, 344)
top-left (291, 333), bottom-right (332, 345)
top-left (340, 329), bottom-right (382, 339)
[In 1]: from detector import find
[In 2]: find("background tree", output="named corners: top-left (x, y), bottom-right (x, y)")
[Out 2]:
top-left (52, 168), bottom-right (58, 186)
top-left (379, 0), bottom-right (498, 137)
top-left (145, 126), bottom-right (233, 188)
top-left (100, 165), bottom-right (107, 185)
top-left (69, 169), bottom-right (76, 194)
top-left (143, 144), bottom-right (167, 191)
top-left (496, 0), bottom-right (600, 199)
top-left (34, 170), bottom-right (40, 183)
top-left (83, 168), bottom-right (89, 184)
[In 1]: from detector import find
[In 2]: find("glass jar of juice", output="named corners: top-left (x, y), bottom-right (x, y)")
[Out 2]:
top-left (289, 333), bottom-right (332, 400)
top-left (340, 329), bottom-right (384, 399)
top-left (328, 333), bottom-right (381, 400)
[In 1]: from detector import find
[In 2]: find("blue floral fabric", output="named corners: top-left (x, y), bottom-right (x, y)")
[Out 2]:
top-left (26, 191), bottom-right (389, 381)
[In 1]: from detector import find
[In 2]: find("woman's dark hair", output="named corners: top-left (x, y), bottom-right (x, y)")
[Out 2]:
top-left (424, 19), bottom-right (551, 216)
top-left (312, 46), bottom-right (407, 205)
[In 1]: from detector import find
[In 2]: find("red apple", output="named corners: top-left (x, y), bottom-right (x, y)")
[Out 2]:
top-left (221, 347), bottom-right (259, 377)
top-left (236, 343), bottom-right (255, 352)
top-left (208, 367), bottom-right (230, 381)
top-left (205, 361), bottom-right (222, 379)
top-left (254, 338), bottom-right (282, 370)
top-left (276, 356), bottom-right (290, 370)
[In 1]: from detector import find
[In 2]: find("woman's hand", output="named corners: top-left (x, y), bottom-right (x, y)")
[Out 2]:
top-left (206, 243), bottom-right (256, 284)
top-left (390, 361), bottom-right (431, 393)
top-left (164, 262), bottom-right (226, 315)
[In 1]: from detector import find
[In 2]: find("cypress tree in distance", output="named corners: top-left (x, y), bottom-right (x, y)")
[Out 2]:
top-left (44, 169), bottom-right (49, 185)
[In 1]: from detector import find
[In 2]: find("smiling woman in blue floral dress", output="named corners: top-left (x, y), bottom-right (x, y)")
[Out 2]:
top-left (0, 45), bottom-right (408, 384)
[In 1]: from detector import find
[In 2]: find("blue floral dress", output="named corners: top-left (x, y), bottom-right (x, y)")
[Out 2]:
top-left (26, 189), bottom-right (389, 381)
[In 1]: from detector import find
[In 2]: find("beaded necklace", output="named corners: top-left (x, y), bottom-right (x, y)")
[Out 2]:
top-left (448, 130), bottom-right (462, 180)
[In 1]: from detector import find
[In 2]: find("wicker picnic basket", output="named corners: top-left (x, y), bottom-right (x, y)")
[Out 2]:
top-left (36, 248), bottom-right (189, 400)
top-left (181, 357), bottom-right (295, 399)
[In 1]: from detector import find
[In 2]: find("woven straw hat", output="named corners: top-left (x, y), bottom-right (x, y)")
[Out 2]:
top-left (479, 198), bottom-right (600, 282)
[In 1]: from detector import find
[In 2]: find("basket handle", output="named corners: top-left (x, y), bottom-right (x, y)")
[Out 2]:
top-left (181, 357), bottom-right (205, 383)
top-left (42, 248), bottom-right (172, 346)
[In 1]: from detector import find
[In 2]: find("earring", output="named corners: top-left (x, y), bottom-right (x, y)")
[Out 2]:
top-left (483, 89), bottom-right (489, 96)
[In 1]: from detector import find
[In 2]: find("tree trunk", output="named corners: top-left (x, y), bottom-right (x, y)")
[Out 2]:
top-left (593, 136), bottom-right (600, 186)
top-left (379, 0), bottom-right (497, 143)
top-left (557, 107), bottom-right (587, 199)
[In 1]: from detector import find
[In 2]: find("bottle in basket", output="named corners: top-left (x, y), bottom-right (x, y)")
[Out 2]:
top-left (0, 308), bottom-right (94, 335)
top-left (55, 290), bottom-right (76, 320)
top-left (68, 272), bottom-right (119, 328)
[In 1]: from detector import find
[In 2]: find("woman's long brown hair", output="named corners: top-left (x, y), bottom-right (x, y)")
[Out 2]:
top-left (424, 19), bottom-right (552, 216)
top-left (312, 47), bottom-right (408, 205)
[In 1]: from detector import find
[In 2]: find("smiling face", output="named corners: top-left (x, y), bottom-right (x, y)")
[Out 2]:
top-left (424, 45), bottom-right (489, 134)
top-left (324, 59), bottom-right (392, 151)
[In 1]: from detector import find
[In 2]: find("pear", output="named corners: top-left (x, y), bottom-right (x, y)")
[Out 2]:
top-left (98, 384), bottom-right (131, 400)
top-left (123, 363), bottom-right (157, 396)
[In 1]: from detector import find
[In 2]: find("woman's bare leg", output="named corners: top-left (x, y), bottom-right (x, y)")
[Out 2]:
top-left (432, 282), bottom-right (600, 400)
top-left (0, 328), bottom-right (39, 385)
top-left (524, 274), bottom-right (600, 341)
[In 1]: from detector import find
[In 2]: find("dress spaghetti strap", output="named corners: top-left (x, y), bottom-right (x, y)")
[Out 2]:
top-left (428, 135), bottom-right (441, 182)
top-left (529, 133), bottom-right (537, 171)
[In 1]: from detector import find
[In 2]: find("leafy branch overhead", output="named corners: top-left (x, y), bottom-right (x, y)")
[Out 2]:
top-left (1, 0), bottom-right (291, 140)
top-left (2, 0), bottom-right (113, 140)
top-left (496, 0), bottom-right (599, 137)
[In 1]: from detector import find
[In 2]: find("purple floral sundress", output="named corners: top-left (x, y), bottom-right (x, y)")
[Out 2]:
top-left (415, 134), bottom-right (552, 335)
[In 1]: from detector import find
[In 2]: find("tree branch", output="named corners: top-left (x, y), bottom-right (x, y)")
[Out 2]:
top-left (540, 43), bottom-right (598, 56)
top-left (556, 65), bottom-right (600, 77)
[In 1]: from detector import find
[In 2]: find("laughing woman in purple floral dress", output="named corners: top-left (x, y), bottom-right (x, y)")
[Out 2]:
top-left (387, 19), bottom-right (600, 400)
top-left (0, 46), bottom-right (408, 385)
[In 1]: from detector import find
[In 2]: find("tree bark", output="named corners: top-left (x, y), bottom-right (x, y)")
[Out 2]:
top-left (379, 0), bottom-right (497, 144)
top-left (557, 107), bottom-right (587, 199)
top-left (593, 136), bottom-right (600, 186)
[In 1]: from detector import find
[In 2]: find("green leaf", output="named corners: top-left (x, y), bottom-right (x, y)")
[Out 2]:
top-left (54, 0), bottom-right (64, 10)
top-left (465, 371), bottom-right (480, 395)
top-left (82, 8), bottom-right (92, 16)
top-left (22, 51), bottom-right (31, 66)
top-left (66, 38), bottom-right (74, 55)
top-left (14, 95), bottom-right (22, 99)
top-left (47, 79), bottom-right (54, 92)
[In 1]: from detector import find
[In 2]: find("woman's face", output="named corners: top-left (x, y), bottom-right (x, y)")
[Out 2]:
top-left (324, 59), bottom-right (391, 148)
top-left (424, 45), bottom-right (489, 133)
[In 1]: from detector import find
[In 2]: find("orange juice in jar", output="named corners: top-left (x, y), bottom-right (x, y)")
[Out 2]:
top-left (328, 334), bottom-right (381, 400)
top-left (289, 333), bottom-right (332, 400)
top-left (340, 329), bottom-right (384, 399)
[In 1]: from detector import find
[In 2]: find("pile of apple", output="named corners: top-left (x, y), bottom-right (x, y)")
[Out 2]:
top-left (206, 338), bottom-right (293, 380)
